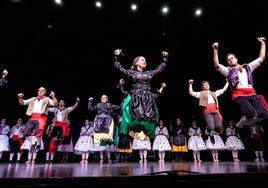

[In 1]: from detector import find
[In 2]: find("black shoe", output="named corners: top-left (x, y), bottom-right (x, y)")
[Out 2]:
top-left (236, 115), bottom-right (248, 128)
top-left (248, 116), bottom-right (267, 125)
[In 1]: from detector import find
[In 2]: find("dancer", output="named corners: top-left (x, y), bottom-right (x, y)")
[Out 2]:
top-left (0, 118), bottom-right (10, 162)
top-left (88, 94), bottom-right (120, 163)
top-left (225, 120), bottom-right (245, 162)
top-left (113, 49), bottom-right (169, 140)
top-left (43, 117), bottom-right (57, 163)
top-left (171, 117), bottom-right (188, 162)
top-left (117, 79), bottom-right (167, 163)
top-left (74, 119), bottom-right (94, 163)
top-left (8, 118), bottom-right (26, 163)
top-left (189, 79), bottom-right (228, 161)
top-left (115, 133), bottom-right (133, 163)
top-left (49, 97), bottom-right (80, 139)
top-left (212, 37), bottom-right (268, 128)
top-left (188, 120), bottom-right (207, 162)
top-left (204, 125), bottom-right (226, 162)
top-left (189, 79), bottom-right (229, 133)
top-left (57, 120), bottom-right (74, 163)
top-left (152, 119), bottom-right (171, 162)
top-left (18, 87), bottom-right (58, 139)
top-left (117, 78), bottom-right (167, 139)
top-left (20, 134), bottom-right (44, 164)
top-left (249, 123), bottom-right (265, 162)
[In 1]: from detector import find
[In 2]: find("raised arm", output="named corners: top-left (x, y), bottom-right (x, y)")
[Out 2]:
top-left (151, 51), bottom-right (169, 76)
top-left (117, 79), bottom-right (128, 95)
top-left (113, 49), bottom-right (123, 62)
top-left (188, 79), bottom-right (194, 96)
top-left (257, 37), bottom-right (266, 61)
top-left (113, 49), bottom-right (131, 76)
top-left (2, 69), bottom-right (8, 79)
top-left (162, 51), bottom-right (169, 63)
top-left (0, 69), bottom-right (8, 86)
top-left (18, 93), bottom-right (24, 105)
top-left (49, 91), bottom-right (58, 106)
top-left (212, 42), bottom-right (220, 69)
top-left (88, 97), bottom-right (95, 111)
top-left (72, 97), bottom-right (80, 110)
top-left (158, 82), bottom-right (166, 94)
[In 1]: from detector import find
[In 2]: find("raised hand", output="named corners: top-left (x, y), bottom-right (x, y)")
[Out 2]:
top-left (114, 49), bottom-right (122, 56)
top-left (212, 42), bottom-right (219, 49)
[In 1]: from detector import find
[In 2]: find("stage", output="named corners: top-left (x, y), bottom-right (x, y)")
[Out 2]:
top-left (0, 161), bottom-right (268, 187)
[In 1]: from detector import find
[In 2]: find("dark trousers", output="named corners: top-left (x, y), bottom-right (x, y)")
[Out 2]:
top-left (234, 95), bottom-right (268, 119)
top-left (23, 120), bottom-right (39, 137)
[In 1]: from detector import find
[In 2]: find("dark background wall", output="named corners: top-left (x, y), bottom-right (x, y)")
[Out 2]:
top-left (0, 0), bottom-right (267, 142)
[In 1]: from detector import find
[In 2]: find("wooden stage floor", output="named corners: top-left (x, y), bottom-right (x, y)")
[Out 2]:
top-left (0, 161), bottom-right (268, 187)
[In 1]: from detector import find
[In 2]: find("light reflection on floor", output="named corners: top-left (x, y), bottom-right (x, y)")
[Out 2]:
top-left (0, 161), bottom-right (267, 178)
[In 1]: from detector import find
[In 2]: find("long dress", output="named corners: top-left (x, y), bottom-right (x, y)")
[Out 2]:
top-left (0, 125), bottom-right (10, 152)
top-left (88, 100), bottom-right (120, 145)
top-left (114, 58), bottom-right (167, 140)
top-left (152, 126), bottom-right (171, 152)
top-left (225, 126), bottom-right (245, 151)
top-left (73, 125), bottom-right (94, 155)
top-left (188, 126), bottom-right (207, 151)
top-left (204, 128), bottom-right (226, 150)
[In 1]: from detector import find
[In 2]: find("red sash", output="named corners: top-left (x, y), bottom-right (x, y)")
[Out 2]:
top-left (258, 95), bottom-right (268, 111)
